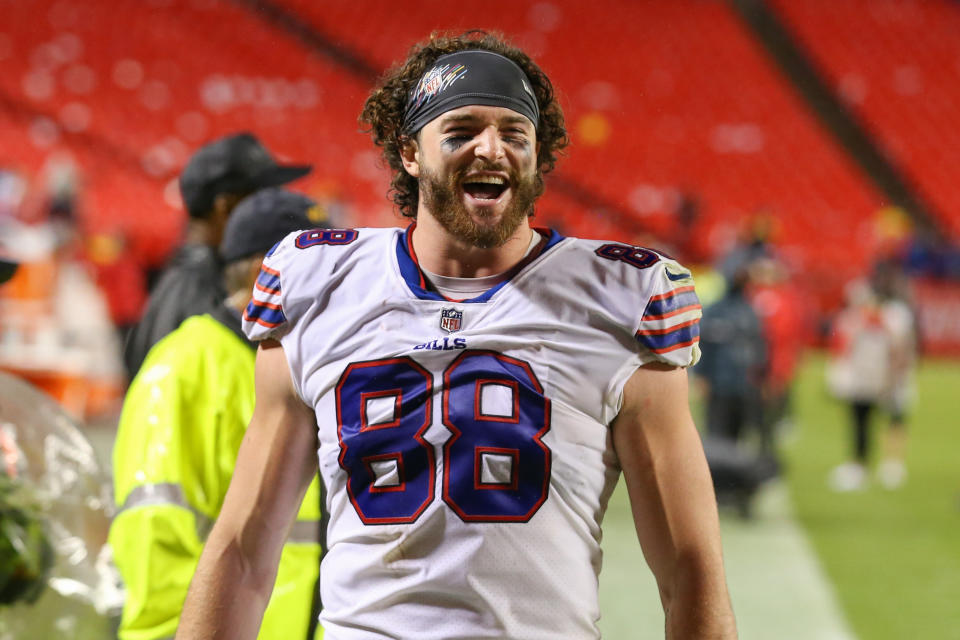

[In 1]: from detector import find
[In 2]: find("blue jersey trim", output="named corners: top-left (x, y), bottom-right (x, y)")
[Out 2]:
top-left (636, 321), bottom-right (701, 353)
top-left (395, 225), bottom-right (565, 303)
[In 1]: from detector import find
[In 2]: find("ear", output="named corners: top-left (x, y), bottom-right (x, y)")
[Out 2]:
top-left (399, 136), bottom-right (421, 178)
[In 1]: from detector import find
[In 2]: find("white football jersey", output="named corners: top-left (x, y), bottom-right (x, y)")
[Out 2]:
top-left (243, 226), bottom-right (701, 640)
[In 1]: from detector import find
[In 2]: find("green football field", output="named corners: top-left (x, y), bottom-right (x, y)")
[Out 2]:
top-left (598, 352), bottom-right (960, 639)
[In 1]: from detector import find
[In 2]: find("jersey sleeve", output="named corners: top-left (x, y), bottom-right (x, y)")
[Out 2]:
top-left (242, 237), bottom-right (291, 341)
top-left (633, 259), bottom-right (703, 367)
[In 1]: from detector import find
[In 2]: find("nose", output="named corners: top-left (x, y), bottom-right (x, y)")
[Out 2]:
top-left (474, 126), bottom-right (504, 162)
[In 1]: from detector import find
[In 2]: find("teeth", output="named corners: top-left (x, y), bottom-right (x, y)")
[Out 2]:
top-left (464, 175), bottom-right (506, 185)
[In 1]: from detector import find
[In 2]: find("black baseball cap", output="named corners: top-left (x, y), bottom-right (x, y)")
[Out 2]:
top-left (179, 132), bottom-right (312, 218)
top-left (219, 187), bottom-right (329, 263)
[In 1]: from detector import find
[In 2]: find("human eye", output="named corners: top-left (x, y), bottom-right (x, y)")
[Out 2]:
top-left (442, 128), bottom-right (473, 149)
top-left (503, 128), bottom-right (531, 147)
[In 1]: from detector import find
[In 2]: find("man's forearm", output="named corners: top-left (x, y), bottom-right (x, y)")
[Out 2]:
top-left (175, 535), bottom-right (276, 640)
top-left (664, 553), bottom-right (737, 640)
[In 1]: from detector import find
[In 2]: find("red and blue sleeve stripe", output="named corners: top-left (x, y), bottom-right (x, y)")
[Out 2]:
top-left (641, 285), bottom-right (701, 321)
top-left (636, 317), bottom-right (701, 354)
top-left (244, 299), bottom-right (287, 328)
top-left (245, 264), bottom-right (285, 328)
top-left (254, 264), bottom-right (282, 295)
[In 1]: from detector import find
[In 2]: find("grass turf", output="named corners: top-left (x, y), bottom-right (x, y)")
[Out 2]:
top-left (785, 352), bottom-right (960, 640)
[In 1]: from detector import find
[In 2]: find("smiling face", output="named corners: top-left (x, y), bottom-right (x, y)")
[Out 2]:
top-left (402, 105), bottom-right (542, 249)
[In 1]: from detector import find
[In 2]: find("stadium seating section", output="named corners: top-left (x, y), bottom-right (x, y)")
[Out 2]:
top-left (771, 0), bottom-right (960, 241)
top-left (2, 0), bottom-right (958, 313)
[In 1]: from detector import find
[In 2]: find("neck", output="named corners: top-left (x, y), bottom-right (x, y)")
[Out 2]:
top-left (410, 210), bottom-right (535, 278)
top-left (185, 218), bottom-right (216, 247)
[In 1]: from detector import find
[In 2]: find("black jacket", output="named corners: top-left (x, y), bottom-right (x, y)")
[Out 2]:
top-left (123, 244), bottom-right (225, 379)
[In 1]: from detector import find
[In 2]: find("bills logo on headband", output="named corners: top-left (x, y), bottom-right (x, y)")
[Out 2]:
top-left (412, 63), bottom-right (468, 108)
top-left (439, 308), bottom-right (463, 333)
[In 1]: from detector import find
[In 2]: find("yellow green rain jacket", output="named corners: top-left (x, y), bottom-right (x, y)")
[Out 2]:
top-left (109, 311), bottom-right (323, 640)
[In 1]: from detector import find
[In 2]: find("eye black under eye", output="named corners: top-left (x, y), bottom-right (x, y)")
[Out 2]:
top-left (443, 136), bottom-right (470, 149)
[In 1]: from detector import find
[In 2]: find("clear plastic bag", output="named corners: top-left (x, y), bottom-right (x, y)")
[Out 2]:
top-left (0, 371), bottom-right (121, 639)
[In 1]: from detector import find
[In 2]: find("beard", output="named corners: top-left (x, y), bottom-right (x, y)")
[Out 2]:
top-left (419, 161), bottom-right (543, 249)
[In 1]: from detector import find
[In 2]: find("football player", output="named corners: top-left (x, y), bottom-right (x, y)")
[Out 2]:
top-left (178, 31), bottom-right (736, 640)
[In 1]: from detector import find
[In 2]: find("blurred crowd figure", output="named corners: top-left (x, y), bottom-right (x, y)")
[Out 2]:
top-left (749, 255), bottom-right (809, 442)
top-left (121, 132), bottom-right (312, 379)
top-left (826, 259), bottom-right (917, 491)
top-left (697, 264), bottom-right (767, 447)
top-left (902, 226), bottom-right (960, 280)
top-left (692, 218), bottom-right (811, 515)
top-left (0, 158), bottom-right (125, 421)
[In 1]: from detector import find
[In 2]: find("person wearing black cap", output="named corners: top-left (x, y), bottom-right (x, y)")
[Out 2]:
top-left (111, 188), bottom-right (326, 640)
top-left (122, 133), bottom-right (311, 379)
top-left (180, 32), bottom-right (735, 640)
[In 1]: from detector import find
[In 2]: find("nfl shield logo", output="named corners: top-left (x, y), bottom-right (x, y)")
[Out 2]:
top-left (439, 308), bottom-right (463, 333)
top-left (423, 69), bottom-right (443, 96)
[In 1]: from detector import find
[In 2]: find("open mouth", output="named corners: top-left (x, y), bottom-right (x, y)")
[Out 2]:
top-left (462, 175), bottom-right (508, 202)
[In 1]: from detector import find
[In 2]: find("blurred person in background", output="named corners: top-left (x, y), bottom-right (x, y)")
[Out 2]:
top-left (0, 168), bottom-right (125, 421)
top-left (747, 255), bottom-right (810, 443)
top-left (695, 266), bottom-right (768, 451)
top-left (718, 214), bottom-right (775, 287)
top-left (694, 264), bottom-right (776, 517)
top-left (178, 30), bottom-right (735, 640)
top-left (826, 259), bottom-right (917, 491)
top-left (122, 132), bottom-right (312, 379)
top-left (109, 188), bottom-right (328, 640)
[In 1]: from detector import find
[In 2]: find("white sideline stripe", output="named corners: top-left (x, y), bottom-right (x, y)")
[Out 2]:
top-left (599, 480), bottom-right (857, 639)
top-left (718, 482), bottom-right (856, 640)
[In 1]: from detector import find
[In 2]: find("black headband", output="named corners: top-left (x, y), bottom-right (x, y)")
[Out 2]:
top-left (401, 49), bottom-right (540, 135)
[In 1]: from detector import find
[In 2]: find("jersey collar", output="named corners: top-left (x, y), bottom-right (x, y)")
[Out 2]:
top-left (395, 222), bottom-right (564, 303)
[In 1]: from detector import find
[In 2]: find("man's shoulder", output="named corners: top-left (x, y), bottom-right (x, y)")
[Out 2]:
top-left (550, 233), bottom-right (682, 261)
top-left (264, 226), bottom-right (400, 292)
top-left (543, 234), bottom-right (694, 289)
top-left (268, 226), bottom-right (398, 265)
top-left (548, 235), bottom-right (702, 368)
top-left (242, 227), bottom-right (401, 341)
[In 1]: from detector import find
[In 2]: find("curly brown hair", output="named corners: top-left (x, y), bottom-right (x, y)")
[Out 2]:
top-left (359, 30), bottom-right (569, 218)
